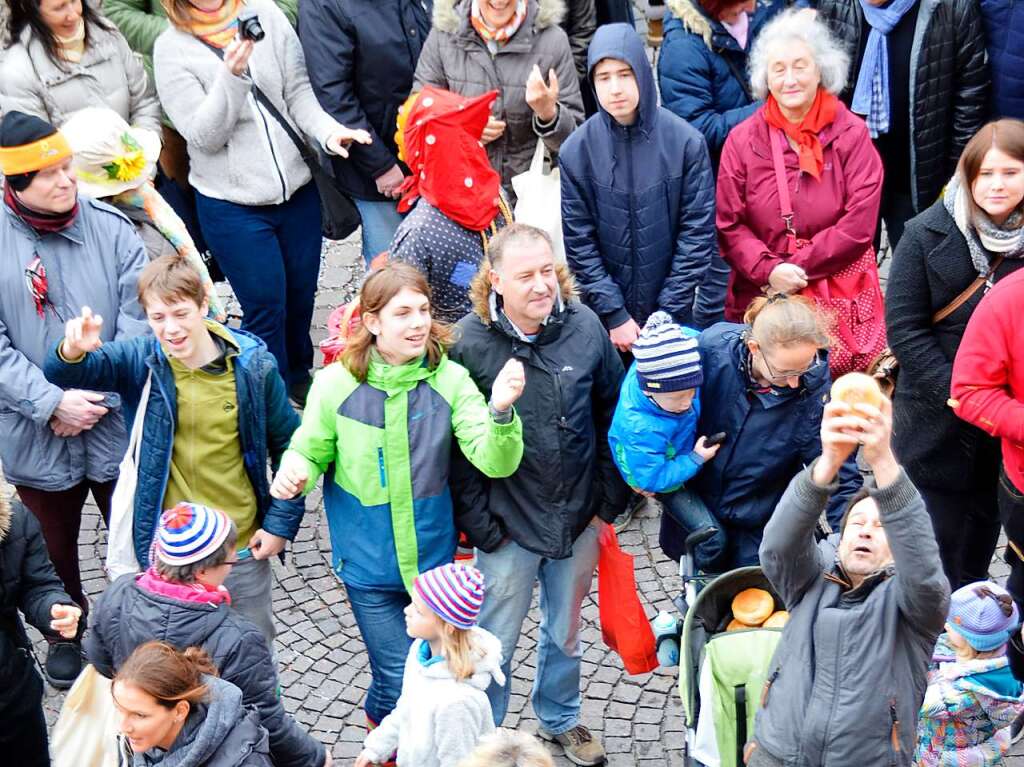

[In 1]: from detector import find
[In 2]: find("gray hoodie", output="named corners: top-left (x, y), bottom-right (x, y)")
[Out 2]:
top-left (135, 676), bottom-right (272, 767)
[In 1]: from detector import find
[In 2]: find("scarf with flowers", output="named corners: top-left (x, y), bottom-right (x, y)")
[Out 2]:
top-left (470, 0), bottom-right (528, 47)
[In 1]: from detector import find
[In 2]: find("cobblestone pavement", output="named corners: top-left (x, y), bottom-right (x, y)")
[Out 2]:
top-left (18, 232), bottom-right (1024, 765)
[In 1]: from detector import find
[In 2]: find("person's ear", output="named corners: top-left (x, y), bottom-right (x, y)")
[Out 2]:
top-left (199, 297), bottom-right (210, 318)
top-left (746, 338), bottom-right (759, 357)
top-left (362, 311), bottom-right (380, 336)
top-left (174, 700), bottom-right (190, 722)
top-left (489, 269), bottom-right (503, 296)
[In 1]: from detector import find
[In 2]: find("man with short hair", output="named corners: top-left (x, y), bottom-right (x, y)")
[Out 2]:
top-left (449, 223), bottom-right (628, 766)
top-left (0, 110), bottom-right (149, 687)
top-left (746, 396), bottom-right (949, 767)
top-left (44, 254), bottom-right (303, 644)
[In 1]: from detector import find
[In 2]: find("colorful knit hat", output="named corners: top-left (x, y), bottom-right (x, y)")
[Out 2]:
top-left (153, 503), bottom-right (232, 566)
top-left (947, 581), bottom-right (1019, 652)
top-left (413, 563), bottom-right (486, 629)
top-left (633, 312), bottom-right (703, 393)
top-left (0, 111), bottom-right (72, 191)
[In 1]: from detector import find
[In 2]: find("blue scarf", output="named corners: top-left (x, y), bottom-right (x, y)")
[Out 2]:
top-left (850, 0), bottom-right (917, 137)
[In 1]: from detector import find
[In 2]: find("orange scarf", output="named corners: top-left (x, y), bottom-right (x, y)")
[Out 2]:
top-left (186, 0), bottom-right (243, 48)
top-left (763, 87), bottom-right (838, 180)
top-left (470, 0), bottom-right (527, 45)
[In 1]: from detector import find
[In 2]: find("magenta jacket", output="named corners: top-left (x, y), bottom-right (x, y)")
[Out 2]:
top-left (715, 101), bottom-right (883, 321)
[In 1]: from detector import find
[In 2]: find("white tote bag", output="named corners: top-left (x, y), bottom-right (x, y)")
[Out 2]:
top-left (105, 373), bottom-right (151, 581)
top-left (51, 665), bottom-right (120, 767)
top-left (511, 139), bottom-right (565, 262)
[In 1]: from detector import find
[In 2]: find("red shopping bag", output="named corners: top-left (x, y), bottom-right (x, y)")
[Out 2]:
top-left (597, 524), bottom-right (659, 674)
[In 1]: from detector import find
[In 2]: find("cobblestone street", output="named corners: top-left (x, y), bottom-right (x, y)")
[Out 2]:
top-left (14, 232), bottom-right (1024, 765)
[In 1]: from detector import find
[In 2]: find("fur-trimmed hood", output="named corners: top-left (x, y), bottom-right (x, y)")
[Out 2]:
top-left (666, 0), bottom-right (715, 49)
top-left (0, 491), bottom-right (10, 545)
top-left (432, 0), bottom-right (566, 35)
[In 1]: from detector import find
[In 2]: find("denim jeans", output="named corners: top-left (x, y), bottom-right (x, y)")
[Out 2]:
top-left (223, 554), bottom-right (275, 644)
top-left (344, 584), bottom-right (412, 726)
top-left (658, 487), bottom-right (726, 572)
top-left (353, 199), bottom-right (404, 266)
top-left (195, 182), bottom-right (321, 388)
top-left (475, 523), bottom-right (600, 733)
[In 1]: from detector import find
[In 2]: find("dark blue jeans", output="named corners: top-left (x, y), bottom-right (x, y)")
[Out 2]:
top-left (195, 182), bottom-right (321, 388)
top-left (344, 583), bottom-right (413, 726)
top-left (658, 487), bottom-right (726, 572)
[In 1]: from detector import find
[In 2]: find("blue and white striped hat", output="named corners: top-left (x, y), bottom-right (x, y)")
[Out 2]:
top-left (633, 312), bottom-right (703, 393)
top-left (154, 502), bottom-right (232, 566)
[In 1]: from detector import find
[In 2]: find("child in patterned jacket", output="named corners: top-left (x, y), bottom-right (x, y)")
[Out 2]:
top-left (915, 581), bottom-right (1024, 766)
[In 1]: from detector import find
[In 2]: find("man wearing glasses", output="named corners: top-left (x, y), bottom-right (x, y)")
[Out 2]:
top-left (0, 111), bottom-right (148, 688)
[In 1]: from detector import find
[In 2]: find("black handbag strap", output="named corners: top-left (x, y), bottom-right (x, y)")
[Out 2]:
top-left (716, 47), bottom-right (754, 101)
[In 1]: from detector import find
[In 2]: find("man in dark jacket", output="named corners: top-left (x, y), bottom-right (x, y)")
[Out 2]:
top-left (298, 0), bottom-right (430, 264)
top-left (979, 0), bottom-right (1024, 119)
top-left (0, 491), bottom-right (81, 765)
top-left (816, 0), bottom-right (989, 247)
top-left (449, 223), bottom-right (627, 767)
top-left (560, 24), bottom-right (716, 349)
top-left (746, 397), bottom-right (948, 767)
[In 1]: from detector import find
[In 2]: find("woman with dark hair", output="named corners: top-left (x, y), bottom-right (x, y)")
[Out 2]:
top-left (112, 642), bottom-right (272, 766)
top-left (0, 0), bottom-right (161, 134)
top-left (271, 262), bottom-right (525, 730)
top-left (890, 119), bottom-right (1024, 590)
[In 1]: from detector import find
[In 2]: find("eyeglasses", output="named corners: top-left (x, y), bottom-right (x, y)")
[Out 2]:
top-left (759, 348), bottom-right (822, 381)
top-left (222, 560), bottom-right (241, 567)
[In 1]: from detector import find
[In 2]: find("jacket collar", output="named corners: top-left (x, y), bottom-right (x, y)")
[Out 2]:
top-left (2, 194), bottom-right (86, 245)
top-left (437, 0), bottom-right (565, 47)
top-left (747, 101), bottom-right (857, 161)
top-left (487, 289), bottom-right (568, 346)
top-left (825, 556), bottom-right (894, 602)
top-left (19, 21), bottom-right (118, 86)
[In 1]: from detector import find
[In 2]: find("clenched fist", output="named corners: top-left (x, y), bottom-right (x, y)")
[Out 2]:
top-left (271, 452), bottom-right (310, 500)
top-left (491, 358), bottom-right (526, 412)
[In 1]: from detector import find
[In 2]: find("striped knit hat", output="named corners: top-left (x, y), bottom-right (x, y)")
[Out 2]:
top-left (154, 502), bottom-right (232, 566)
top-left (947, 581), bottom-right (1020, 652)
top-left (413, 563), bottom-right (486, 629)
top-left (633, 312), bottom-right (703, 393)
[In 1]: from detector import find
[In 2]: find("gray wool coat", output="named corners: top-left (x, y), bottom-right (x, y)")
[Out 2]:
top-left (414, 0), bottom-right (584, 192)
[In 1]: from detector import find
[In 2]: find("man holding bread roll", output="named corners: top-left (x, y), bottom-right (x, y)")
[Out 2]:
top-left (745, 383), bottom-right (949, 767)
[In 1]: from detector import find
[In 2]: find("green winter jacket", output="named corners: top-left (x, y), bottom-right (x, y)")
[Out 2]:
top-left (285, 351), bottom-right (523, 592)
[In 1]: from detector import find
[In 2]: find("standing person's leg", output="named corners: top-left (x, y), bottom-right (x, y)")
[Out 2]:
top-left (223, 555), bottom-right (276, 644)
top-left (998, 467), bottom-right (1024, 611)
top-left (0, 656), bottom-right (49, 767)
top-left (960, 441), bottom-right (1004, 586)
top-left (474, 541), bottom-right (542, 726)
top-left (87, 478), bottom-right (116, 528)
top-left (344, 584), bottom-right (413, 727)
top-left (880, 190), bottom-right (916, 250)
top-left (353, 199), bottom-right (404, 267)
top-left (195, 192), bottom-right (290, 377)
top-left (918, 485), bottom-right (970, 590)
top-left (274, 182), bottom-right (322, 392)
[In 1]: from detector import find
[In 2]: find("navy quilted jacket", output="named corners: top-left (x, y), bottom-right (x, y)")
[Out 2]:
top-left (980, 0), bottom-right (1024, 119)
top-left (559, 23), bottom-right (716, 330)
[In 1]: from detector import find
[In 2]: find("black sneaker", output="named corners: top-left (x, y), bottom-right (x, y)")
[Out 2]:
top-left (45, 641), bottom-right (82, 689)
top-left (1012, 710), bottom-right (1024, 744)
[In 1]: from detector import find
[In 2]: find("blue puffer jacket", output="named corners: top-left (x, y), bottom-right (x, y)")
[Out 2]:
top-left (658, 0), bottom-right (784, 157)
top-left (980, 0), bottom-right (1024, 119)
top-left (43, 326), bottom-right (302, 565)
top-left (559, 23), bottom-right (716, 330)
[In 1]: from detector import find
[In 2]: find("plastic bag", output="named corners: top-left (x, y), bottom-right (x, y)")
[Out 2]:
top-left (51, 665), bottom-right (120, 767)
top-left (597, 524), bottom-right (659, 674)
top-left (511, 139), bottom-right (565, 262)
top-left (319, 299), bottom-right (363, 366)
top-left (106, 374), bottom-right (151, 580)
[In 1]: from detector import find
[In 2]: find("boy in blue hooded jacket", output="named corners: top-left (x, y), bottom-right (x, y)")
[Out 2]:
top-left (609, 312), bottom-right (725, 569)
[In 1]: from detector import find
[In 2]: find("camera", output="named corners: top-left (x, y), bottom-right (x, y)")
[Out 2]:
top-left (238, 9), bottom-right (265, 42)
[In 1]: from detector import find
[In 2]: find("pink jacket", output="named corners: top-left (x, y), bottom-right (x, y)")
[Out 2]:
top-left (715, 102), bottom-right (883, 321)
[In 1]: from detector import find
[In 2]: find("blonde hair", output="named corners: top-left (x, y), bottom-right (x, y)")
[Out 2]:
top-left (438, 623), bottom-right (479, 682)
top-left (743, 294), bottom-right (832, 351)
top-left (457, 729), bottom-right (555, 767)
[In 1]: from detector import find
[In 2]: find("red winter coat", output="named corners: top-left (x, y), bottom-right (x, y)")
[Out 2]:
top-left (951, 268), bottom-right (1024, 491)
top-left (716, 102), bottom-right (883, 322)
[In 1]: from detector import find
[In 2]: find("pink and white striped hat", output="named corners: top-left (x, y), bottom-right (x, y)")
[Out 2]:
top-left (413, 563), bottom-right (486, 629)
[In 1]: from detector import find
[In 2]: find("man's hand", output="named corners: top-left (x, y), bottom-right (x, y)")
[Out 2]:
top-left (480, 115), bottom-right (506, 145)
top-left (354, 750), bottom-right (377, 767)
top-left (62, 305), bottom-right (104, 360)
top-left (525, 65), bottom-right (559, 123)
top-left (49, 417), bottom-right (83, 438)
top-left (811, 401), bottom-right (860, 486)
top-left (326, 126), bottom-right (373, 158)
top-left (50, 604), bottom-right (82, 639)
top-left (375, 164), bottom-right (405, 199)
top-left (53, 390), bottom-right (108, 430)
top-left (852, 397), bottom-right (899, 487)
top-left (249, 529), bottom-right (287, 559)
top-left (270, 453), bottom-right (310, 500)
top-left (768, 263), bottom-right (808, 294)
top-left (609, 317), bottom-right (641, 352)
top-left (322, 751), bottom-right (332, 767)
top-left (693, 435), bottom-right (722, 462)
top-left (491, 358), bottom-right (525, 412)
top-left (224, 37), bottom-right (255, 77)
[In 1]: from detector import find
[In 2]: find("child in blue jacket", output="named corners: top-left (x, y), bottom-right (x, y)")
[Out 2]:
top-left (609, 312), bottom-right (725, 569)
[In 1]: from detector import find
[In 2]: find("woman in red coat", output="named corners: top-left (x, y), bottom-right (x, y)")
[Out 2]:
top-left (716, 9), bottom-right (885, 375)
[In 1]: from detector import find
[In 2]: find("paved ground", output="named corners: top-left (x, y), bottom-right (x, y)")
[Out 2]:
top-left (13, 231), bottom-right (1024, 765)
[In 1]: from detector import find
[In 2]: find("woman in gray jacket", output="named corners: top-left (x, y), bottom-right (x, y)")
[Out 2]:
top-left (1, 0), bottom-right (161, 134)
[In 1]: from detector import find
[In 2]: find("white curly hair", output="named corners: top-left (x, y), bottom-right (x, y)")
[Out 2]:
top-left (748, 9), bottom-right (850, 101)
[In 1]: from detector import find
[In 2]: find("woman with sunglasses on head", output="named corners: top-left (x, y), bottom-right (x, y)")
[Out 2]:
top-left (659, 293), bottom-right (862, 569)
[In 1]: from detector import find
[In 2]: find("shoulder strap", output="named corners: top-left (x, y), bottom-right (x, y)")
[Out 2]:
top-left (931, 255), bottom-right (1005, 325)
top-left (717, 48), bottom-right (754, 101)
top-left (768, 127), bottom-right (797, 254)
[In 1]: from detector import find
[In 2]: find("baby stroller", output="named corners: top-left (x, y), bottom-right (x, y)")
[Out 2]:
top-left (672, 530), bottom-right (786, 767)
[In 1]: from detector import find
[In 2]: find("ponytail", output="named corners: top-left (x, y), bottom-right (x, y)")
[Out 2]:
top-left (744, 293), bottom-right (831, 350)
top-left (114, 641), bottom-right (218, 709)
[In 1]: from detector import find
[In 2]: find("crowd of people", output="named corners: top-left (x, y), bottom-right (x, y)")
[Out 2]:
top-left (1, 0), bottom-right (1024, 764)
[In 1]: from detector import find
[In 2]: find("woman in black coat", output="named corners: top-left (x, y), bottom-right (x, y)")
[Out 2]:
top-left (886, 119), bottom-right (1024, 589)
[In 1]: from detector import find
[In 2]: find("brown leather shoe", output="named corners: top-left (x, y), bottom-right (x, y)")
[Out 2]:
top-left (538, 725), bottom-right (606, 766)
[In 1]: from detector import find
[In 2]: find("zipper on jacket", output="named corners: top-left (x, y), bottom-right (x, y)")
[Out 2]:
top-left (377, 447), bottom-right (387, 488)
top-left (625, 128), bottom-right (639, 317)
top-left (889, 699), bottom-right (900, 753)
top-left (760, 669), bottom-right (779, 708)
top-left (251, 87), bottom-right (289, 201)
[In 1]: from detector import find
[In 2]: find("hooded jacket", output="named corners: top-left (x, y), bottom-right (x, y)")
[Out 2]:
top-left (87, 573), bottom-right (324, 767)
top-left (361, 628), bottom-right (504, 767)
top-left (133, 676), bottom-right (273, 767)
top-left (413, 0), bottom-right (584, 194)
top-left (448, 269), bottom-right (628, 559)
top-left (559, 23), bottom-right (716, 331)
top-left (657, 0), bottom-right (784, 157)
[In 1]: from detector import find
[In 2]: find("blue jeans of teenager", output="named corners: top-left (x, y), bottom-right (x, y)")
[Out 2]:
top-left (475, 523), bottom-right (600, 733)
top-left (657, 487), bottom-right (726, 572)
top-left (354, 198), bottom-right (404, 266)
top-left (344, 584), bottom-right (412, 726)
top-left (195, 182), bottom-right (321, 388)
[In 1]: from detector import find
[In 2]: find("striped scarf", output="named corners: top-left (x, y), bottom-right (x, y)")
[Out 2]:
top-left (470, 0), bottom-right (527, 49)
top-left (186, 0), bottom-right (243, 48)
